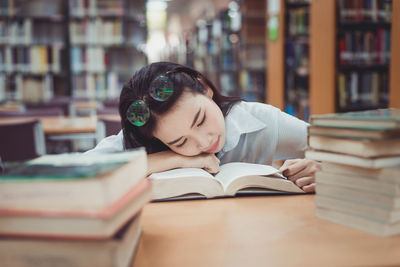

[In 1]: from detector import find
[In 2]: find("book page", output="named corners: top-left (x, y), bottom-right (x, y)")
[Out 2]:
top-left (149, 168), bottom-right (222, 199)
top-left (215, 162), bottom-right (283, 191)
top-left (149, 168), bottom-right (213, 180)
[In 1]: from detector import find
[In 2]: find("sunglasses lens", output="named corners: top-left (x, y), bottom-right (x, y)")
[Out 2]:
top-left (126, 100), bottom-right (150, 126)
top-left (149, 75), bottom-right (174, 101)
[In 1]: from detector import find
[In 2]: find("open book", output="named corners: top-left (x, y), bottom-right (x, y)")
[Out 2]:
top-left (149, 162), bottom-right (304, 201)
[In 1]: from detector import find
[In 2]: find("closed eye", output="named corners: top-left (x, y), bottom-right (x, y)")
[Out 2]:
top-left (176, 138), bottom-right (187, 147)
top-left (197, 112), bottom-right (206, 127)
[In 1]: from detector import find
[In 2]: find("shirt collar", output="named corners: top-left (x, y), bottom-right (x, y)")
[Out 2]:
top-left (221, 102), bottom-right (266, 153)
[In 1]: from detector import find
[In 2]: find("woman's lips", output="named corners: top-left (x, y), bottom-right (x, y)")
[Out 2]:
top-left (206, 136), bottom-right (220, 153)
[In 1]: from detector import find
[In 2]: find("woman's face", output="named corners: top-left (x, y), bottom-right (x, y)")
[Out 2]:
top-left (153, 89), bottom-right (226, 156)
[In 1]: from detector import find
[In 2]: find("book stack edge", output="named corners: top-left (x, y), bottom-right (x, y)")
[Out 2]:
top-left (306, 108), bottom-right (400, 236)
top-left (0, 149), bottom-right (151, 267)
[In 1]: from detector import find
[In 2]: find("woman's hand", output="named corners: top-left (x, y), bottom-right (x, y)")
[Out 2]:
top-left (180, 153), bottom-right (221, 174)
top-left (278, 159), bottom-right (321, 193)
top-left (147, 150), bottom-right (220, 175)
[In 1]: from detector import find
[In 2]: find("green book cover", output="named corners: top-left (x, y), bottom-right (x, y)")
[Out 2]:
top-left (0, 149), bottom-right (144, 180)
top-left (310, 109), bottom-right (400, 130)
top-left (0, 163), bottom-right (124, 180)
top-left (312, 109), bottom-right (400, 121)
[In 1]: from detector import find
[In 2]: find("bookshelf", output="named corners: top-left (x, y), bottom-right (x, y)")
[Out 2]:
top-left (188, 9), bottom-right (237, 97)
top-left (336, 0), bottom-right (392, 112)
top-left (310, 0), bottom-right (399, 115)
top-left (188, 0), bottom-right (266, 102)
top-left (238, 0), bottom-right (266, 102)
top-left (0, 0), bottom-right (148, 103)
top-left (0, 0), bottom-right (68, 102)
top-left (68, 0), bottom-right (148, 100)
top-left (268, 0), bottom-right (399, 117)
top-left (189, 17), bottom-right (223, 94)
top-left (284, 0), bottom-right (310, 121)
top-left (266, 0), bottom-right (311, 121)
top-left (217, 7), bottom-right (241, 98)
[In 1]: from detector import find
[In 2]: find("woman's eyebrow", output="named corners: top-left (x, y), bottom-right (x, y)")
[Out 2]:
top-left (190, 107), bottom-right (202, 128)
top-left (166, 107), bottom-right (201, 145)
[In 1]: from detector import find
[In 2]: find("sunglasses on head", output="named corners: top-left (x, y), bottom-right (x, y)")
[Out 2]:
top-left (126, 68), bottom-right (202, 127)
top-left (126, 73), bottom-right (175, 126)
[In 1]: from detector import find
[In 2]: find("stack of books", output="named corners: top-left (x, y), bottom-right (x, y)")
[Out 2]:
top-left (0, 149), bottom-right (151, 267)
top-left (305, 108), bottom-right (400, 236)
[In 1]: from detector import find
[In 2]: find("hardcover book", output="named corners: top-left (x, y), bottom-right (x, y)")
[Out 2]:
top-left (321, 162), bottom-right (400, 183)
top-left (308, 135), bottom-right (400, 158)
top-left (0, 214), bottom-right (142, 267)
top-left (308, 125), bottom-right (400, 140)
top-left (305, 150), bottom-right (400, 168)
top-left (150, 162), bottom-right (304, 201)
top-left (0, 178), bottom-right (152, 239)
top-left (0, 149), bottom-right (147, 212)
top-left (310, 108), bottom-right (400, 130)
top-left (315, 206), bottom-right (400, 237)
top-left (316, 195), bottom-right (400, 224)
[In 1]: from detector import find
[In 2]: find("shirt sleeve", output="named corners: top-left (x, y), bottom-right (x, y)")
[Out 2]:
top-left (274, 110), bottom-right (309, 161)
top-left (84, 130), bottom-right (125, 154)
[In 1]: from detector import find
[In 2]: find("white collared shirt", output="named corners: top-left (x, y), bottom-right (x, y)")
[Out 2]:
top-left (218, 101), bottom-right (308, 165)
top-left (86, 101), bottom-right (308, 165)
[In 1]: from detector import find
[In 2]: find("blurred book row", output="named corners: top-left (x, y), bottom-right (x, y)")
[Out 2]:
top-left (337, 71), bottom-right (389, 110)
top-left (0, 0), bottom-right (147, 103)
top-left (185, 0), bottom-right (266, 103)
top-left (0, 45), bottom-right (62, 74)
top-left (338, 0), bottom-right (392, 22)
top-left (339, 29), bottom-right (391, 65)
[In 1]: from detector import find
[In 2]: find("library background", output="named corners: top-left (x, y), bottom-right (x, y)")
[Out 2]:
top-left (0, 0), bottom-right (399, 155)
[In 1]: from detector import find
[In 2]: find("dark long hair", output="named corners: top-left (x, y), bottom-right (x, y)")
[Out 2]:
top-left (119, 62), bottom-right (242, 154)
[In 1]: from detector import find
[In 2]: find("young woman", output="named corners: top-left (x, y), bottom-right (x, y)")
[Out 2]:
top-left (87, 62), bottom-right (320, 192)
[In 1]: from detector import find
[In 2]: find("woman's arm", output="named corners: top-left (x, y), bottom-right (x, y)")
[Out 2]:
top-left (147, 150), bottom-right (220, 176)
top-left (275, 110), bottom-right (309, 160)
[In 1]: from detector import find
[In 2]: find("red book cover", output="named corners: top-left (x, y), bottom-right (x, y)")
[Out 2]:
top-left (339, 38), bottom-right (347, 64)
top-left (0, 179), bottom-right (152, 240)
top-left (0, 178), bottom-right (152, 219)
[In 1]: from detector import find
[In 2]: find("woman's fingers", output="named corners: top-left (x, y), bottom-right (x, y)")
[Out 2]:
top-left (284, 159), bottom-right (321, 181)
top-left (281, 159), bottom-right (307, 177)
top-left (302, 183), bottom-right (316, 193)
top-left (278, 159), bottom-right (299, 172)
top-left (294, 176), bottom-right (314, 188)
top-left (280, 159), bottom-right (321, 193)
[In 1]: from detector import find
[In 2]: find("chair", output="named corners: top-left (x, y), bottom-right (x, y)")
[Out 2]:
top-left (0, 119), bottom-right (46, 162)
top-left (0, 108), bottom-right (63, 117)
top-left (73, 98), bottom-right (98, 116)
top-left (97, 118), bottom-right (121, 139)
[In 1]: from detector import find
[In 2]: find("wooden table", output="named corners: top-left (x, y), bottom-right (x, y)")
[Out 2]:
top-left (0, 116), bottom-right (97, 135)
top-left (0, 103), bottom-right (21, 112)
top-left (133, 195), bottom-right (400, 267)
top-left (39, 116), bottom-right (97, 135)
top-left (98, 114), bottom-right (120, 122)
